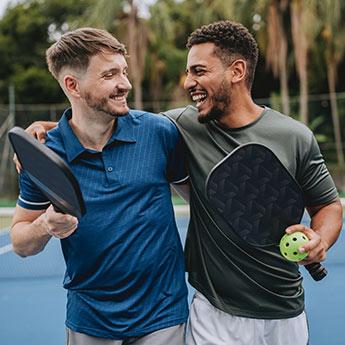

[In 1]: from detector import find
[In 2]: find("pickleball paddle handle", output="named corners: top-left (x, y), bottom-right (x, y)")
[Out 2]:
top-left (304, 263), bottom-right (327, 281)
top-left (53, 204), bottom-right (64, 214)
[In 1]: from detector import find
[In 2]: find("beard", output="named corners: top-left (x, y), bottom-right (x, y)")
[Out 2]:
top-left (198, 79), bottom-right (232, 124)
top-left (83, 92), bottom-right (129, 118)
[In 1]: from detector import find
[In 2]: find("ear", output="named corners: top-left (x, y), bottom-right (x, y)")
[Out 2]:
top-left (63, 75), bottom-right (81, 98)
top-left (228, 59), bottom-right (247, 84)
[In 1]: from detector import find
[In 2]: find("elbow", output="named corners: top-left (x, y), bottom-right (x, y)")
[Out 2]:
top-left (12, 244), bottom-right (30, 258)
top-left (13, 249), bottom-right (28, 258)
top-left (12, 242), bottom-right (29, 257)
top-left (10, 220), bottom-right (46, 257)
top-left (11, 239), bottom-right (44, 258)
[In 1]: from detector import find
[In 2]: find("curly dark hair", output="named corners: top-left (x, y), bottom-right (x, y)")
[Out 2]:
top-left (187, 21), bottom-right (258, 90)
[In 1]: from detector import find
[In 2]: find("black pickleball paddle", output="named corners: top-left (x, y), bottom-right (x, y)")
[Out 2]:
top-left (206, 143), bottom-right (327, 281)
top-left (9, 127), bottom-right (86, 219)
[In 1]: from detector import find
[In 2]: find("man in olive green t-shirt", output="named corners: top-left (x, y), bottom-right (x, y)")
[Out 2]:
top-left (164, 21), bottom-right (343, 345)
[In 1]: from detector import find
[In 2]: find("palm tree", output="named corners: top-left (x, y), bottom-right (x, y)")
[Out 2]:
top-left (86, 0), bottom-right (148, 109)
top-left (147, 0), bottom-right (183, 111)
top-left (290, 0), bottom-right (319, 124)
top-left (125, 0), bottom-right (147, 109)
top-left (146, 0), bottom-right (238, 112)
top-left (187, 0), bottom-right (236, 27)
top-left (319, 0), bottom-right (345, 165)
top-left (257, 0), bottom-right (290, 115)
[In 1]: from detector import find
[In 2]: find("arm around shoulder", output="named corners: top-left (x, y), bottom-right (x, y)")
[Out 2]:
top-left (26, 121), bottom-right (58, 143)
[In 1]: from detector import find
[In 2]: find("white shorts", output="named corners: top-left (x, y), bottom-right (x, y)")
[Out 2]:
top-left (186, 292), bottom-right (309, 345)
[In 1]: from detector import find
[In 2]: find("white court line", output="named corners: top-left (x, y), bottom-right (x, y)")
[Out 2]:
top-left (0, 207), bottom-right (15, 216)
top-left (0, 243), bottom-right (13, 255)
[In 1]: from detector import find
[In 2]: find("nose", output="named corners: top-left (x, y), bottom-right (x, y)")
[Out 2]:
top-left (119, 75), bottom-right (132, 91)
top-left (184, 73), bottom-right (197, 91)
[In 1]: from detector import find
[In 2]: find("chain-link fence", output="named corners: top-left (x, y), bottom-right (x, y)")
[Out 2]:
top-left (1, 94), bottom-right (345, 201)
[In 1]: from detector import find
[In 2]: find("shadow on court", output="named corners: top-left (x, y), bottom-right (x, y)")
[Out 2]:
top-left (0, 215), bottom-right (344, 345)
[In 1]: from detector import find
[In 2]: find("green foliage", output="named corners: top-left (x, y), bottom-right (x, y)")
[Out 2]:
top-left (0, 2), bottom-right (49, 68)
top-left (0, 199), bottom-right (16, 207)
top-left (0, 0), bottom-right (92, 104)
top-left (0, 0), bottom-right (344, 155)
top-left (171, 194), bottom-right (187, 205)
top-left (11, 66), bottom-right (65, 103)
top-left (308, 115), bottom-right (330, 143)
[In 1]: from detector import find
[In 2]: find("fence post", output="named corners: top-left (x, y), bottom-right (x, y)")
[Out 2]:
top-left (8, 84), bottom-right (15, 128)
top-left (0, 85), bottom-right (16, 195)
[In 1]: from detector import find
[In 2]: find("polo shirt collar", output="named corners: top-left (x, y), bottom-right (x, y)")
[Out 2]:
top-left (58, 108), bottom-right (137, 163)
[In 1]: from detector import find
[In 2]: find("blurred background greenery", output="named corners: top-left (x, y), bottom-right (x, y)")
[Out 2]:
top-left (0, 0), bottom-right (345, 202)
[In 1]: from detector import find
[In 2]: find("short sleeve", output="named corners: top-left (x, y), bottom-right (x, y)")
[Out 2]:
top-left (17, 170), bottom-right (50, 210)
top-left (164, 120), bottom-right (189, 184)
top-left (298, 135), bottom-right (338, 206)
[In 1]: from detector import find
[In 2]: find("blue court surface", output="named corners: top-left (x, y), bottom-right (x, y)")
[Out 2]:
top-left (0, 214), bottom-right (344, 345)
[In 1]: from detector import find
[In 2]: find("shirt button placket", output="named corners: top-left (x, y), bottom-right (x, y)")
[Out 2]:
top-left (103, 150), bottom-right (115, 182)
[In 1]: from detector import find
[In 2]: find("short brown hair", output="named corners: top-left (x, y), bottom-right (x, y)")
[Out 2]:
top-left (187, 21), bottom-right (258, 90)
top-left (46, 27), bottom-right (127, 79)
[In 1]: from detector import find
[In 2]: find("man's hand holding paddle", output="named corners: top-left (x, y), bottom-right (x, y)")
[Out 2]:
top-left (43, 205), bottom-right (78, 239)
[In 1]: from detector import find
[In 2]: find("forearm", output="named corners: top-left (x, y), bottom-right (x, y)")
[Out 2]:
top-left (308, 198), bottom-right (343, 251)
top-left (11, 213), bottom-right (51, 257)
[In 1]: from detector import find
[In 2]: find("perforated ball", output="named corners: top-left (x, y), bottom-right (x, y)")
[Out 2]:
top-left (279, 231), bottom-right (309, 262)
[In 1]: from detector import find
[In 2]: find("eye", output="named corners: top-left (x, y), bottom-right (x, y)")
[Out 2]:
top-left (103, 72), bottom-right (114, 79)
top-left (194, 68), bottom-right (205, 76)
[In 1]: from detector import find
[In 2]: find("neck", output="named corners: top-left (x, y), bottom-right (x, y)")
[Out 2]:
top-left (69, 106), bottom-right (116, 151)
top-left (217, 90), bottom-right (263, 129)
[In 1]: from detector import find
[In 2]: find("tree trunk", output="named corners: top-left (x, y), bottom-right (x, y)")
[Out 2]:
top-left (327, 62), bottom-right (344, 165)
top-left (149, 56), bottom-right (164, 113)
top-left (291, 0), bottom-right (309, 124)
top-left (133, 76), bottom-right (143, 110)
top-left (127, 0), bottom-right (143, 109)
top-left (299, 65), bottom-right (308, 124)
top-left (279, 31), bottom-right (290, 115)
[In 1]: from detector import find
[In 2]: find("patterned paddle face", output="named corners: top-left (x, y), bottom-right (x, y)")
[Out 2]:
top-left (206, 143), bottom-right (327, 281)
top-left (206, 143), bottom-right (304, 246)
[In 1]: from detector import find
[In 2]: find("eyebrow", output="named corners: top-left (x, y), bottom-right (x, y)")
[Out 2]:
top-left (186, 64), bottom-right (206, 73)
top-left (100, 67), bottom-right (126, 76)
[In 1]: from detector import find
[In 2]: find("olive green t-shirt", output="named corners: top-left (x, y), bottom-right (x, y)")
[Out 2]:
top-left (163, 106), bottom-right (338, 319)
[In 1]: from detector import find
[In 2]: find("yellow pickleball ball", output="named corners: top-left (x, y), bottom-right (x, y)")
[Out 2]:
top-left (279, 231), bottom-right (309, 262)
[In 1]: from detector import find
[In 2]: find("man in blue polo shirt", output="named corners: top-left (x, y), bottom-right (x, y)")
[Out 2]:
top-left (10, 28), bottom-right (188, 344)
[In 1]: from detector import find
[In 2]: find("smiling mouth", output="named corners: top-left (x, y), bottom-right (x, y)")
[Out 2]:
top-left (110, 94), bottom-right (127, 102)
top-left (191, 92), bottom-right (208, 108)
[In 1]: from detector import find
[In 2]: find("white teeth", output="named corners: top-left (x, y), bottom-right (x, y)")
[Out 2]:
top-left (192, 94), bottom-right (207, 102)
top-left (112, 96), bottom-right (126, 101)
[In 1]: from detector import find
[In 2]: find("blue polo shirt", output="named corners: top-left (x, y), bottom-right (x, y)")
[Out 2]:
top-left (17, 109), bottom-right (188, 339)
